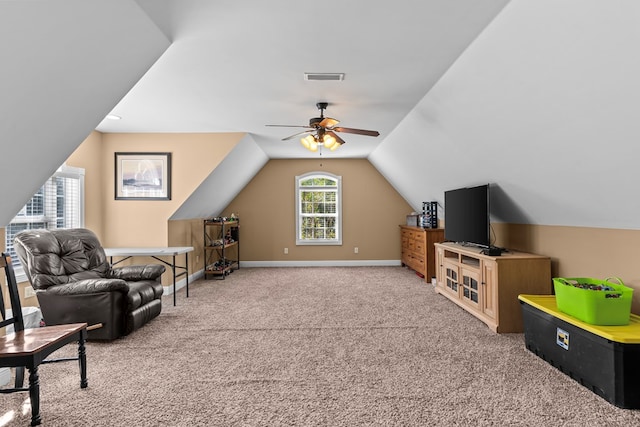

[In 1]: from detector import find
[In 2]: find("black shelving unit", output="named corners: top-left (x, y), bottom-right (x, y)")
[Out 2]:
top-left (203, 217), bottom-right (239, 279)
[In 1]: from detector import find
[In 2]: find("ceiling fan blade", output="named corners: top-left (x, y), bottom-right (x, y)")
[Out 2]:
top-left (282, 130), bottom-right (313, 141)
top-left (333, 127), bottom-right (380, 137)
top-left (265, 124), bottom-right (311, 128)
top-left (319, 117), bottom-right (339, 128)
top-left (326, 131), bottom-right (346, 145)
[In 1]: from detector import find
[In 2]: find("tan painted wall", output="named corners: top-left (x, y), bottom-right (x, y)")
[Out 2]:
top-left (66, 131), bottom-right (105, 238)
top-left (493, 223), bottom-right (640, 313)
top-left (5, 132), bottom-right (242, 289)
top-left (100, 132), bottom-right (243, 247)
top-left (220, 159), bottom-right (414, 262)
top-left (168, 218), bottom-right (203, 274)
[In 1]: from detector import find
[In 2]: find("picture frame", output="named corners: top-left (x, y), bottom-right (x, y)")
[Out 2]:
top-left (114, 152), bottom-right (172, 200)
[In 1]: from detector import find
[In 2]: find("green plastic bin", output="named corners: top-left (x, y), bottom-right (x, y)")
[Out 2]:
top-left (553, 277), bottom-right (633, 326)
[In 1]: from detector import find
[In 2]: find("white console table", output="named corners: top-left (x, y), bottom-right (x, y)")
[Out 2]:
top-left (104, 247), bottom-right (194, 306)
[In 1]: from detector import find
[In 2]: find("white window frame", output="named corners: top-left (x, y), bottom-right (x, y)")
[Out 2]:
top-left (295, 171), bottom-right (342, 246)
top-left (5, 164), bottom-right (85, 282)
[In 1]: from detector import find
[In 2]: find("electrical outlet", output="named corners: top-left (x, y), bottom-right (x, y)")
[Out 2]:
top-left (196, 255), bottom-right (200, 263)
top-left (284, 248), bottom-right (289, 254)
top-left (24, 286), bottom-right (36, 298)
top-left (354, 247), bottom-right (359, 254)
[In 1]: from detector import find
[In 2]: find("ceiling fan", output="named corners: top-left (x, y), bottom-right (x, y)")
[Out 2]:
top-left (266, 102), bottom-right (379, 152)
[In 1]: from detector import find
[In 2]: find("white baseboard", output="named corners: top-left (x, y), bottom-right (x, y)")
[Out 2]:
top-left (240, 260), bottom-right (402, 268)
top-left (162, 262), bottom-right (402, 293)
top-left (162, 269), bottom-right (205, 295)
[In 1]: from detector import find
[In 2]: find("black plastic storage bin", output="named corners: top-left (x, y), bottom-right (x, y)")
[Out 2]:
top-left (519, 295), bottom-right (640, 409)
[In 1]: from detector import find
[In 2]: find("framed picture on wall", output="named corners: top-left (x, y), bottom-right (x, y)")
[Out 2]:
top-left (115, 152), bottom-right (172, 200)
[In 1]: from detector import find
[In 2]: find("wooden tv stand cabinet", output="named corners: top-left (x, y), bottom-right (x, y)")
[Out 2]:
top-left (434, 242), bottom-right (551, 333)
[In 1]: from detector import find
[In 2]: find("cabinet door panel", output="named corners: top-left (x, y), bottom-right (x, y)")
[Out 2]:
top-left (436, 247), bottom-right (445, 288)
top-left (442, 259), bottom-right (460, 297)
top-left (460, 266), bottom-right (481, 309)
top-left (482, 260), bottom-right (497, 320)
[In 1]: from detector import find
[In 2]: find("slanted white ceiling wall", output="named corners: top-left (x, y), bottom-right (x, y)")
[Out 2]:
top-left (371, 0), bottom-right (640, 229)
top-left (3, 0), bottom-right (640, 232)
top-left (0, 0), bottom-right (170, 226)
top-left (170, 134), bottom-right (269, 220)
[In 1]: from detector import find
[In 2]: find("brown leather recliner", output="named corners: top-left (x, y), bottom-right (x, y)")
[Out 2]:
top-left (13, 228), bottom-right (165, 340)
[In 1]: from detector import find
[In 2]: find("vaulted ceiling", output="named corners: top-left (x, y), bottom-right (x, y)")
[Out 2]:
top-left (2, 1), bottom-right (640, 230)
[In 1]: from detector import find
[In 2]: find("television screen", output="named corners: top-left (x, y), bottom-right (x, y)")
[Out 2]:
top-left (444, 184), bottom-right (490, 247)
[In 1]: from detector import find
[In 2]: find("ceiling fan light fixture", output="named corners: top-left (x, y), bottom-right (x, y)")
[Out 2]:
top-left (300, 134), bottom-right (313, 149)
top-left (323, 134), bottom-right (337, 150)
top-left (301, 134), bottom-right (318, 152)
top-left (269, 102), bottom-right (379, 153)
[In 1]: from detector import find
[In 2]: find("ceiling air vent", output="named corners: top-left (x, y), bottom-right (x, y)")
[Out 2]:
top-left (304, 73), bottom-right (345, 81)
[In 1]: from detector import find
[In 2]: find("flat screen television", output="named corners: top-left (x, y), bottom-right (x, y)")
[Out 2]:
top-left (444, 184), bottom-right (490, 248)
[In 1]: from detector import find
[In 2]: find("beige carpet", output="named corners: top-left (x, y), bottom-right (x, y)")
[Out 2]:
top-left (2, 266), bottom-right (640, 426)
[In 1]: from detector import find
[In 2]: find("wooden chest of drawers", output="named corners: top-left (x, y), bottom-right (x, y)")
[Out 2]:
top-left (400, 225), bottom-right (444, 281)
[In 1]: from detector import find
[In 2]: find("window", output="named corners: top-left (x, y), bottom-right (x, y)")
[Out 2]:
top-left (296, 172), bottom-right (342, 245)
top-left (5, 164), bottom-right (85, 279)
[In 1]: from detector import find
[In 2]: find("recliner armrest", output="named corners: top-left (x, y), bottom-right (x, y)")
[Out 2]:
top-left (42, 278), bottom-right (129, 296)
top-left (108, 264), bottom-right (166, 281)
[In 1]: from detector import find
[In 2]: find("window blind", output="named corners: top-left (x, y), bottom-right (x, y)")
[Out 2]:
top-left (5, 164), bottom-right (84, 273)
